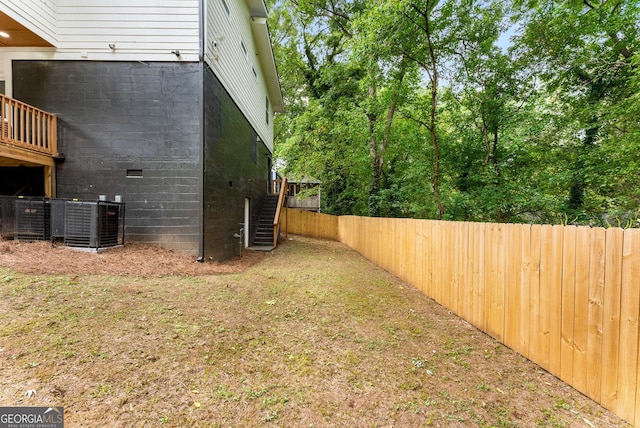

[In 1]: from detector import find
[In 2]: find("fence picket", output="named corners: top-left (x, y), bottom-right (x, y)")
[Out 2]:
top-left (400, 219), bottom-right (408, 282)
top-left (392, 218), bottom-right (400, 278)
top-left (529, 224), bottom-right (545, 369)
top-left (587, 227), bottom-right (606, 402)
top-left (451, 222), bottom-right (460, 315)
top-left (483, 223), bottom-right (494, 335)
top-left (470, 222), bottom-right (482, 329)
top-left (431, 221), bottom-right (445, 304)
top-left (549, 225), bottom-right (565, 377)
top-left (445, 222), bottom-right (455, 312)
top-left (424, 220), bottom-right (434, 298)
top-left (477, 222), bottom-right (487, 331)
top-left (560, 225), bottom-right (577, 385)
top-left (519, 224), bottom-right (532, 358)
top-left (602, 228), bottom-right (624, 411)
top-left (538, 225), bottom-right (553, 371)
top-left (490, 223), bottom-right (506, 341)
top-left (572, 226), bottom-right (592, 396)
top-left (415, 220), bottom-right (425, 294)
top-left (459, 222), bottom-right (472, 321)
top-left (504, 224), bottom-right (521, 351)
top-left (619, 229), bottom-right (640, 424)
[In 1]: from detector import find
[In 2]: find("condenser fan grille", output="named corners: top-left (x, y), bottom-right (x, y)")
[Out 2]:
top-left (64, 201), bottom-right (123, 248)
top-left (64, 201), bottom-right (98, 247)
top-left (14, 198), bottom-right (50, 241)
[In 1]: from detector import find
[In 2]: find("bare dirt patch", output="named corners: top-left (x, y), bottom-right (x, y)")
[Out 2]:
top-left (0, 236), bottom-right (631, 427)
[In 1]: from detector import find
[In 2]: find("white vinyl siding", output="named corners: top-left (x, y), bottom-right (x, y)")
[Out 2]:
top-left (0, 0), bottom-right (57, 45)
top-left (55, 0), bottom-right (199, 58)
top-left (205, 0), bottom-right (274, 150)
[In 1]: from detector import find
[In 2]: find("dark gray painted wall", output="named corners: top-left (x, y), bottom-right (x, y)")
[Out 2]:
top-left (13, 61), bottom-right (203, 254)
top-left (203, 64), bottom-right (270, 260)
top-left (11, 60), bottom-right (272, 261)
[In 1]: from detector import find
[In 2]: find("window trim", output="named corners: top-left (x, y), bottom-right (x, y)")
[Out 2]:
top-left (221, 0), bottom-right (230, 16)
top-left (240, 39), bottom-right (248, 58)
top-left (265, 96), bottom-right (270, 124)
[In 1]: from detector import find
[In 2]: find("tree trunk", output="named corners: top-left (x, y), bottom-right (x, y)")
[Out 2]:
top-left (368, 61), bottom-right (407, 217)
top-left (425, 9), bottom-right (444, 220)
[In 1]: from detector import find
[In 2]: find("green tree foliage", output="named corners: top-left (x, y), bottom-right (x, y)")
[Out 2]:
top-left (512, 0), bottom-right (640, 225)
top-left (270, 0), bottom-right (371, 215)
top-left (269, 0), bottom-right (640, 225)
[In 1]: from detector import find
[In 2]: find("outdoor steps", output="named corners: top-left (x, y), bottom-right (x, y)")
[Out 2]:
top-left (252, 195), bottom-right (279, 246)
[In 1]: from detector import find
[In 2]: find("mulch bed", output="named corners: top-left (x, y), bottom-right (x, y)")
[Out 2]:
top-left (0, 239), bottom-right (265, 276)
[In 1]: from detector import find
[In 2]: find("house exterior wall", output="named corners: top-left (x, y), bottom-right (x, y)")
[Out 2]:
top-left (0, 0), bottom-right (275, 145)
top-left (203, 64), bottom-right (270, 260)
top-left (55, 0), bottom-right (200, 60)
top-left (2, 1), bottom-right (281, 260)
top-left (12, 60), bottom-right (203, 255)
top-left (0, 0), bottom-right (200, 85)
top-left (0, 0), bottom-right (57, 45)
top-left (205, 0), bottom-right (274, 151)
top-left (0, 0), bottom-right (200, 60)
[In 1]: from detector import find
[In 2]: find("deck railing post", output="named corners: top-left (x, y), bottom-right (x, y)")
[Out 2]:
top-left (273, 177), bottom-right (288, 247)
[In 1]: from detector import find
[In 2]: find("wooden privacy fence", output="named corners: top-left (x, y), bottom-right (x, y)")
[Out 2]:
top-left (282, 209), bottom-right (640, 427)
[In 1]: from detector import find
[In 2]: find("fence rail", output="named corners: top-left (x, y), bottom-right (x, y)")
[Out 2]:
top-left (0, 94), bottom-right (57, 157)
top-left (282, 208), bottom-right (640, 427)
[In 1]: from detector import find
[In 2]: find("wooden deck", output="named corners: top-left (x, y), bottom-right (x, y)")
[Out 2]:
top-left (0, 94), bottom-right (58, 197)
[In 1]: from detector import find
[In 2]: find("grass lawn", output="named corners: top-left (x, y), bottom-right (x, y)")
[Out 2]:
top-left (0, 236), bottom-right (629, 427)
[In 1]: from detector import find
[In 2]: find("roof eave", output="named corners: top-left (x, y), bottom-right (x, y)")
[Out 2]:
top-left (249, 2), bottom-right (284, 113)
top-left (247, 0), bottom-right (268, 18)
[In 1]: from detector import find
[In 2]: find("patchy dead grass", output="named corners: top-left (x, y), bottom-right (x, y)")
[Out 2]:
top-left (0, 236), bottom-right (630, 427)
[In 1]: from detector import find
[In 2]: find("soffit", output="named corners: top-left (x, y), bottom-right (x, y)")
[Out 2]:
top-left (0, 12), bottom-right (53, 47)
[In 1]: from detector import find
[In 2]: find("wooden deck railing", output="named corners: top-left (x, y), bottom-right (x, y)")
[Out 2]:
top-left (0, 94), bottom-right (58, 157)
top-left (271, 179), bottom-right (283, 195)
top-left (272, 177), bottom-right (288, 246)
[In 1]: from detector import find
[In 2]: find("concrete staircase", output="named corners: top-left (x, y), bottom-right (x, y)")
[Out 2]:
top-left (252, 195), bottom-right (279, 247)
